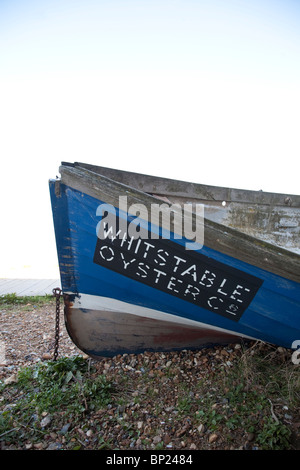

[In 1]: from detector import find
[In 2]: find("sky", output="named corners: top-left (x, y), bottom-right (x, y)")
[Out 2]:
top-left (0, 0), bottom-right (300, 278)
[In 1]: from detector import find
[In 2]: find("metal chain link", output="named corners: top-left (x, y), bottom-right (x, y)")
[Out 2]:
top-left (52, 287), bottom-right (62, 361)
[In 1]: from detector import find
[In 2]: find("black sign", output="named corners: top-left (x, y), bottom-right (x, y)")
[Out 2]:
top-left (93, 218), bottom-right (263, 322)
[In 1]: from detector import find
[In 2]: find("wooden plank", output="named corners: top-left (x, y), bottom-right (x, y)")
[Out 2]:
top-left (62, 163), bottom-right (300, 255)
top-left (69, 161), bottom-right (300, 207)
top-left (59, 164), bottom-right (300, 283)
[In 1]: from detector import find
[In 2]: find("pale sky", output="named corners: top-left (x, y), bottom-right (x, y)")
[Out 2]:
top-left (0, 0), bottom-right (299, 278)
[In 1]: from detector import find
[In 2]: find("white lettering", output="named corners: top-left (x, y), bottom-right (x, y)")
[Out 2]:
top-left (153, 268), bottom-right (167, 284)
top-left (230, 285), bottom-right (250, 303)
top-left (143, 242), bottom-right (155, 259)
top-left (134, 238), bottom-right (142, 254)
top-left (217, 278), bottom-right (228, 296)
top-left (184, 283), bottom-right (200, 301)
top-left (120, 233), bottom-right (135, 250)
top-left (99, 245), bottom-right (114, 262)
top-left (120, 252), bottom-right (136, 270)
top-left (173, 256), bottom-right (186, 272)
top-left (199, 270), bottom-right (216, 287)
top-left (225, 304), bottom-right (239, 316)
top-left (208, 296), bottom-right (223, 310)
top-left (136, 262), bottom-right (150, 278)
top-left (101, 224), bottom-right (122, 242)
top-left (180, 264), bottom-right (197, 282)
top-left (167, 276), bottom-right (183, 293)
top-left (106, 454), bottom-right (141, 467)
top-left (154, 248), bottom-right (169, 266)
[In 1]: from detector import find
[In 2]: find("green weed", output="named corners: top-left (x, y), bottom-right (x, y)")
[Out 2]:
top-left (257, 418), bottom-right (291, 450)
top-left (0, 356), bottom-right (114, 446)
top-left (0, 293), bottom-right (53, 306)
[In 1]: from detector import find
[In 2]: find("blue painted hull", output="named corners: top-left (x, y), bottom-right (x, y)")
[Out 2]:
top-left (49, 175), bottom-right (300, 358)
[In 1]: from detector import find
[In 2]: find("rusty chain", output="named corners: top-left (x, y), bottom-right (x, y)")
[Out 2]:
top-left (52, 287), bottom-right (62, 361)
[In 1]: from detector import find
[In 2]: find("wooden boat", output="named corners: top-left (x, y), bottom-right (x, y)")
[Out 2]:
top-left (49, 162), bottom-right (300, 358)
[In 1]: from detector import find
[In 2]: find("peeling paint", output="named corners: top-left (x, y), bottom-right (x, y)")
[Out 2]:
top-left (63, 306), bottom-right (243, 358)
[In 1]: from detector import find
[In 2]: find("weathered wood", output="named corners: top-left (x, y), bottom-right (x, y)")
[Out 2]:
top-left (59, 164), bottom-right (300, 283)
top-left (62, 162), bottom-right (300, 255)
top-left (68, 161), bottom-right (300, 207)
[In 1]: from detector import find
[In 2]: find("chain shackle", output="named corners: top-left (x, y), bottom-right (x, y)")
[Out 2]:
top-left (52, 287), bottom-right (62, 361)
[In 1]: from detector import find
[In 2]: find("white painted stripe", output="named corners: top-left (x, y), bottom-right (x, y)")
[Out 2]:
top-left (67, 292), bottom-right (255, 340)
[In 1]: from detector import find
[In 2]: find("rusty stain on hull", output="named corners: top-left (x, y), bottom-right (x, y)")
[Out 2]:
top-left (64, 303), bottom-right (243, 358)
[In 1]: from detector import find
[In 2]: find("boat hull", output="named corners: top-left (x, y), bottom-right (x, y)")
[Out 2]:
top-left (63, 294), bottom-right (248, 357)
top-left (49, 171), bottom-right (300, 358)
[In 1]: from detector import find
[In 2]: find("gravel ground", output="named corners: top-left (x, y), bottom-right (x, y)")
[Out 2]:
top-left (1, 300), bottom-right (299, 451)
top-left (0, 301), bottom-right (82, 372)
